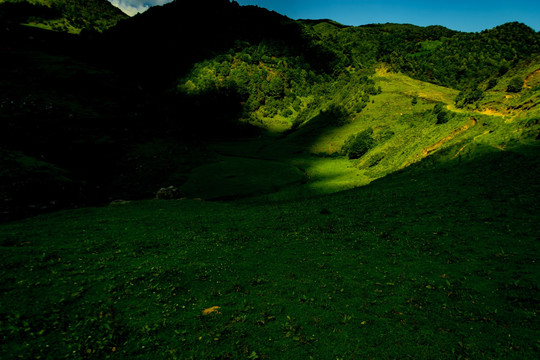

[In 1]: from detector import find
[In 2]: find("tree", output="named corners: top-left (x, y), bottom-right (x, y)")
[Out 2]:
top-left (267, 76), bottom-right (284, 98)
top-left (454, 88), bottom-right (483, 108)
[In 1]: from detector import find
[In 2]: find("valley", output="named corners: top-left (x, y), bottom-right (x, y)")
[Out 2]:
top-left (0, 0), bottom-right (539, 359)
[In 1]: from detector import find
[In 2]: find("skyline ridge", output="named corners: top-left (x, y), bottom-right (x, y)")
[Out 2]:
top-left (108, 0), bottom-right (540, 32)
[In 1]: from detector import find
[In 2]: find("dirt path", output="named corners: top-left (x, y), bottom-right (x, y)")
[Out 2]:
top-left (422, 118), bottom-right (477, 157)
top-left (524, 68), bottom-right (540, 88)
top-left (478, 108), bottom-right (506, 117)
top-left (399, 118), bottom-right (478, 169)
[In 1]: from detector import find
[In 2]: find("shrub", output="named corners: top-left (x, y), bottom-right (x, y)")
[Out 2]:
top-left (486, 78), bottom-right (498, 90)
top-left (436, 110), bottom-right (450, 124)
top-left (281, 108), bottom-right (293, 117)
top-left (366, 85), bottom-right (379, 95)
top-left (498, 65), bottom-right (509, 76)
top-left (354, 101), bottom-right (367, 113)
top-left (433, 103), bottom-right (444, 114)
top-left (342, 128), bottom-right (375, 159)
top-left (455, 89), bottom-right (483, 108)
top-left (375, 129), bottom-right (394, 142)
top-left (507, 77), bottom-right (523, 93)
top-left (292, 98), bottom-right (302, 111)
top-left (433, 103), bottom-right (452, 124)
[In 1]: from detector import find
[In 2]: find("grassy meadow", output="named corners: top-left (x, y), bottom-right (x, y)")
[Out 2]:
top-left (1, 142), bottom-right (539, 359)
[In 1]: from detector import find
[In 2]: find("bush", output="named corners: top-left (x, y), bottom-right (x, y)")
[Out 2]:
top-left (354, 101), bottom-right (367, 113)
top-left (507, 77), bottom-right (523, 93)
top-left (342, 128), bottom-right (375, 159)
top-left (281, 108), bottom-right (293, 117)
top-left (436, 110), bottom-right (450, 124)
top-left (498, 65), bottom-right (509, 76)
top-left (375, 129), bottom-right (394, 142)
top-left (433, 103), bottom-right (452, 124)
top-left (433, 103), bottom-right (444, 114)
top-left (455, 89), bottom-right (483, 108)
top-left (486, 78), bottom-right (498, 90)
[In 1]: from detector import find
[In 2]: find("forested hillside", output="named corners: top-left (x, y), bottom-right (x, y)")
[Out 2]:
top-left (308, 21), bottom-right (540, 90)
top-left (1, 0), bottom-right (539, 219)
top-left (176, 15), bottom-right (540, 131)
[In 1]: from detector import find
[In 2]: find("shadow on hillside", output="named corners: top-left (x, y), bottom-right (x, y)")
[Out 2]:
top-left (0, 83), bottom-right (264, 222)
top-left (163, 88), bottom-right (260, 139)
top-left (282, 105), bottom-right (351, 147)
top-left (0, 0), bottom-right (344, 221)
top-left (341, 142), bottom-right (540, 221)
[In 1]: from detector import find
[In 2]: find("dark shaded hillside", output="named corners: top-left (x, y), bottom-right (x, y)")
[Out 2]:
top-left (0, 26), bottom-right (144, 220)
top-left (0, 1), bottom-right (60, 26)
top-left (0, 0), bottom-right (335, 220)
top-left (0, 0), bottom-right (128, 32)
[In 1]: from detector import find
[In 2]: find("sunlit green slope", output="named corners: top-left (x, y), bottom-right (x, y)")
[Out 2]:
top-left (177, 60), bottom-right (539, 200)
top-left (173, 12), bottom-right (539, 201)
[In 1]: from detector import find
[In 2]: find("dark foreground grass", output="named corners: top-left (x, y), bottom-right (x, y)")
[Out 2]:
top-left (1, 145), bottom-right (539, 359)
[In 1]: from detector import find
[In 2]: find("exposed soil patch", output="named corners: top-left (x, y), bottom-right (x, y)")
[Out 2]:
top-left (524, 68), bottom-right (540, 88)
top-left (479, 108), bottom-right (506, 117)
top-left (422, 118), bottom-right (477, 157)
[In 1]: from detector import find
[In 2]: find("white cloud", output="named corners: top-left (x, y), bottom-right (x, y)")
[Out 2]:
top-left (109, 1), bottom-right (174, 17)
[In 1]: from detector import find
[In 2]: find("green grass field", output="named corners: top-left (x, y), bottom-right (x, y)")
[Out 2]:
top-left (1, 143), bottom-right (539, 359)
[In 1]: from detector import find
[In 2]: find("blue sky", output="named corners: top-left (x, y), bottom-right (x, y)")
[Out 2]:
top-left (109, 0), bottom-right (540, 32)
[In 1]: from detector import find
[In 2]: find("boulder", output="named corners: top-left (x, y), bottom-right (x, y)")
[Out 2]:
top-left (110, 199), bottom-right (131, 206)
top-left (156, 186), bottom-right (181, 200)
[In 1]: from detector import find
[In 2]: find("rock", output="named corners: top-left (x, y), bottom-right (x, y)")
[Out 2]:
top-left (110, 200), bottom-right (131, 206)
top-left (156, 186), bottom-right (181, 200)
